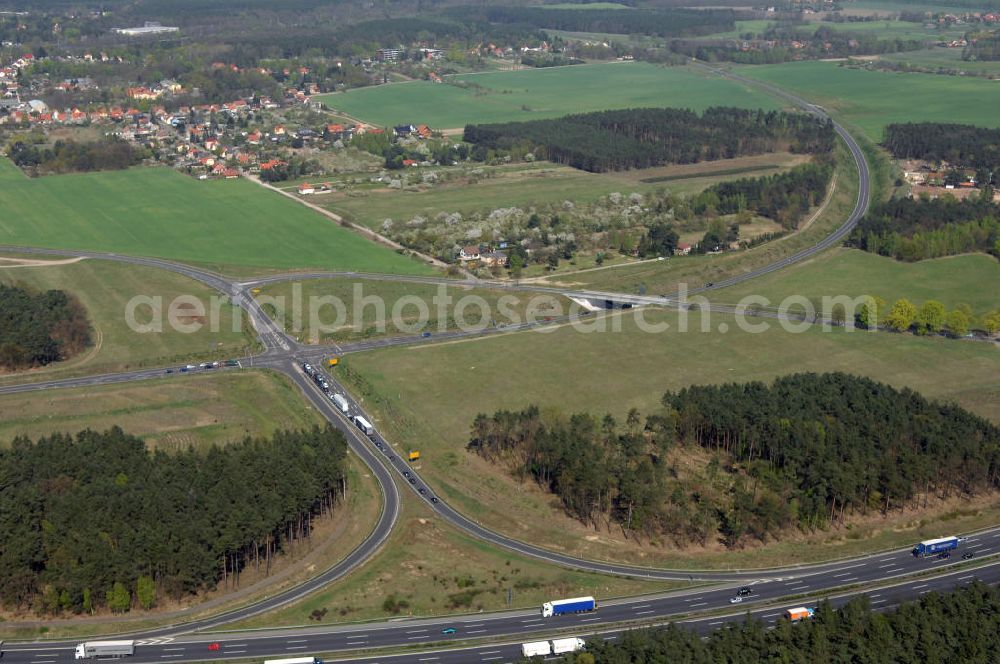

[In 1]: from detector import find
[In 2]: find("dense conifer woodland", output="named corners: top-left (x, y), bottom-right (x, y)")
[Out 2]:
top-left (463, 107), bottom-right (835, 173)
top-left (0, 284), bottom-right (91, 369)
top-left (470, 373), bottom-right (1000, 548)
top-left (882, 123), bottom-right (1000, 170)
top-left (849, 196), bottom-right (1000, 262)
top-left (0, 425), bottom-right (349, 614)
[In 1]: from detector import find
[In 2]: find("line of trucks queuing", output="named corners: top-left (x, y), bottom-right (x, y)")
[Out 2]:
top-left (302, 363), bottom-right (377, 437)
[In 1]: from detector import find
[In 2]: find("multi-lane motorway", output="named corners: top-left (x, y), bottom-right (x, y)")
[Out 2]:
top-left (1, 65), bottom-right (994, 664)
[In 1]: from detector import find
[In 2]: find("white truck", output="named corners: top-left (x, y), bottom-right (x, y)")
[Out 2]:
top-left (520, 641), bottom-right (552, 658)
top-left (551, 637), bottom-right (586, 654)
top-left (353, 415), bottom-right (375, 437)
top-left (332, 393), bottom-right (349, 413)
top-left (75, 641), bottom-right (135, 660)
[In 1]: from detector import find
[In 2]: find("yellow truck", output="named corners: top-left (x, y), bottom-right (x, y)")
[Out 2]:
top-left (408, 451), bottom-right (421, 462)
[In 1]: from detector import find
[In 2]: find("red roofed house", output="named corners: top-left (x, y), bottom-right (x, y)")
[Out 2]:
top-left (298, 183), bottom-right (315, 195)
top-left (260, 159), bottom-right (287, 171)
top-left (675, 243), bottom-right (693, 256)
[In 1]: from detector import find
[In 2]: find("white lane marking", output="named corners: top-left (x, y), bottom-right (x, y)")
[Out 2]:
top-left (464, 623), bottom-right (485, 628)
top-left (603, 636), bottom-right (618, 640)
top-left (406, 629), bottom-right (429, 634)
top-left (913, 584), bottom-right (928, 589)
top-left (709, 621), bottom-right (723, 625)
top-left (162, 648), bottom-right (186, 652)
top-left (869, 594), bottom-right (882, 598)
top-left (840, 576), bottom-right (858, 582)
top-left (580, 617), bottom-right (600, 622)
top-left (878, 564), bottom-right (896, 569)
top-left (763, 613), bottom-right (780, 618)
top-left (225, 644), bottom-right (247, 648)
top-left (632, 604), bottom-right (651, 609)
top-left (286, 646), bottom-right (308, 650)
top-left (690, 602), bottom-right (708, 607)
top-left (635, 610), bottom-right (655, 615)
top-left (286, 640), bottom-right (308, 644)
top-left (419, 658), bottom-right (439, 662)
top-left (159, 657), bottom-right (184, 660)
top-left (346, 642), bottom-right (367, 647)
top-left (482, 658), bottom-right (502, 662)
top-left (832, 572), bottom-right (851, 578)
top-left (919, 590), bottom-right (930, 595)
top-left (480, 652), bottom-right (500, 656)
top-left (959, 575), bottom-right (975, 580)
top-left (878, 558), bottom-right (895, 563)
top-left (466, 629), bottom-right (487, 634)
top-left (225, 651), bottom-right (246, 655)
top-left (872, 599), bottom-right (888, 605)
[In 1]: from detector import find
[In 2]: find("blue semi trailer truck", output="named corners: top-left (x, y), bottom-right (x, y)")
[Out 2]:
top-left (542, 596), bottom-right (597, 617)
top-left (912, 536), bottom-right (960, 556)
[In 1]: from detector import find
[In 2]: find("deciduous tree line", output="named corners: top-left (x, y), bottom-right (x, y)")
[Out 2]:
top-left (848, 195), bottom-right (1000, 261)
top-left (0, 425), bottom-right (348, 615)
top-left (6, 138), bottom-right (147, 176)
top-left (549, 583), bottom-right (1000, 664)
top-left (469, 373), bottom-right (1000, 548)
top-left (858, 295), bottom-right (1000, 338)
top-left (463, 107), bottom-right (835, 173)
top-left (0, 284), bottom-right (91, 370)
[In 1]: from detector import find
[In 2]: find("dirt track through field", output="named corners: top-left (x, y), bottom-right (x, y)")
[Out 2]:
top-left (0, 256), bottom-right (86, 268)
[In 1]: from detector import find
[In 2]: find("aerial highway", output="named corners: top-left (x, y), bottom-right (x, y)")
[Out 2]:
top-left (3, 541), bottom-right (998, 664)
top-left (1, 67), bottom-right (992, 664)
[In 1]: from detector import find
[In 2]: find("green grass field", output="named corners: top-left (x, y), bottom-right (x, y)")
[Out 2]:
top-left (319, 62), bottom-right (781, 129)
top-left (544, 1), bottom-right (631, 8)
top-left (0, 257), bottom-right (256, 380)
top-left (256, 278), bottom-right (572, 344)
top-left (231, 498), bottom-right (683, 627)
top-left (737, 61), bottom-right (1000, 142)
top-left (718, 248), bottom-right (1000, 317)
top-left (341, 308), bottom-right (1000, 566)
top-left (0, 370), bottom-right (324, 449)
top-left (879, 46), bottom-right (1000, 76)
top-left (0, 159), bottom-right (430, 273)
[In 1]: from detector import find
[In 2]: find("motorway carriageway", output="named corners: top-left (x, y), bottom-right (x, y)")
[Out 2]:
top-left (6, 550), bottom-right (999, 664)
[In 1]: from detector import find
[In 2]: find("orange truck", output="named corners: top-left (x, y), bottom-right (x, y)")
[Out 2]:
top-left (408, 451), bottom-right (421, 461)
top-left (785, 607), bottom-right (815, 622)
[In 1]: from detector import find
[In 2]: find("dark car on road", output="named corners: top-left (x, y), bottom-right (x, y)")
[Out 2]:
top-left (962, 552), bottom-right (975, 560)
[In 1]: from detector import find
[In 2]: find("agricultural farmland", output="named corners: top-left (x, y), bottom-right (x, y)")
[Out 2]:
top-left (319, 62), bottom-right (780, 129)
top-left (737, 61), bottom-right (1000, 142)
top-left (0, 159), bottom-right (430, 274)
